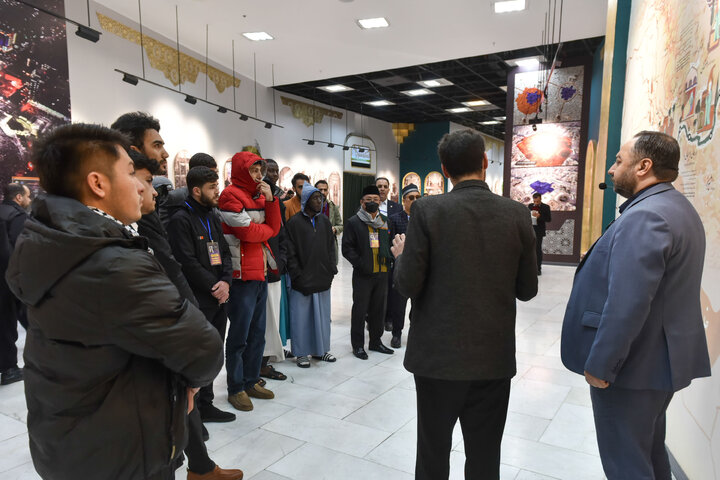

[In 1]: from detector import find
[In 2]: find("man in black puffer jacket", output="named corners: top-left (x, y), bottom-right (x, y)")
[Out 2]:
top-left (6, 123), bottom-right (223, 480)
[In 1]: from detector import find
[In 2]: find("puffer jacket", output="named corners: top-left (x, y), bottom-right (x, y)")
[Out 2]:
top-left (218, 151), bottom-right (281, 281)
top-left (6, 194), bottom-right (224, 480)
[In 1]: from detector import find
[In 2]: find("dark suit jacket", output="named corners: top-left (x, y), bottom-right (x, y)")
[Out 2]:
top-left (394, 180), bottom-right (538, 381)
top-left (388, 210), bottom-right (410, 238)
top-left (528, 202), bottom-right (552, 236)
top-left (561, 183), bottom-right (710, 391)
top-left (0, 200), bottom-right (28, 248)
top-left (384, 200), bottom-right (402, 218)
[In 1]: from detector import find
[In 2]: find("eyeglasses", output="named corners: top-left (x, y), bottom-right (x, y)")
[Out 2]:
top-left (405, 194), bottom-right (421, 201)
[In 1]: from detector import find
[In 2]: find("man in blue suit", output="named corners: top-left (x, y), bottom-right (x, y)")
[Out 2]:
top-left (561, 131), bottom-right (710, 480)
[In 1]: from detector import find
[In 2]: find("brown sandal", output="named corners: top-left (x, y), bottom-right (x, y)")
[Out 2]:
top-left (259, 364), bottom-right (287, 381)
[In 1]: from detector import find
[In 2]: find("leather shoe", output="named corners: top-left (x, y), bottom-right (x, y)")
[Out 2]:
top-left (384, 322), bottom-right (393, 332)
top-left (199, 404), bottom-right (236, 423)
top-left (0, 367), bottom-right (22, 386)
top-left (187, 465), bottom-right (244, 480)
top-left (353, 347), bottom-right (368, 360)
top-left (201, 424), bottom-right (209, 442)
top-left (246, 382), bottom-right (274, 400)
top-left (390, 336), bottom-right (401, 349)
top-left (369, 342), bottom-right (394, 354)
top-left (228, 392), bottom-right (253, 411)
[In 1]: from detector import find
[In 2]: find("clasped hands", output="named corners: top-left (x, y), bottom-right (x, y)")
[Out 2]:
top-left (211, 280), bottom-right (230, 304)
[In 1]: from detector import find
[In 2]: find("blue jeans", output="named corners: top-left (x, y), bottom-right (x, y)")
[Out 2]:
top-left (226, 280), bottom-right (267, 395)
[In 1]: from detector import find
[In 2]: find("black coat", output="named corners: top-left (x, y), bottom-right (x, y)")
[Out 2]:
top-left (285, 212), bottom-right (337, 295)
top-left (393, 180), bottom-right (538, 381)
top-left (5, 195), bottom-right (223, 480)
top-left (342, 214), bottom-right (389, 275)
top-left (385, 199), bottom-right (402, 218)
top-left (165, 196), bottom-right (233, 310)
top-left (0, 200), bottom-right (28, 247)
top-left (529, 202), bottom-right (552, 236)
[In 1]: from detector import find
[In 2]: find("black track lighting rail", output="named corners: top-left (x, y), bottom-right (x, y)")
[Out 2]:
top-left (13, 0), bottom-right (102, 43)
top-left (301, 139), bottom-right (373, 152)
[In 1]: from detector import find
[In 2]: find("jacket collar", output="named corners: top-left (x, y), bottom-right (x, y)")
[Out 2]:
top-left (450, 179), bottom-right (490, 192)
top-left (2, 199), bottom-right (26, 215)
top-left (619, 182), bottom-right (674, 214)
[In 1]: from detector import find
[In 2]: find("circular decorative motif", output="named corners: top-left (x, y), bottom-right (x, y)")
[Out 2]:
top-left (516, 87), bottom-right (544, 115)
top-left (560, 83), bottom-right (578, 101)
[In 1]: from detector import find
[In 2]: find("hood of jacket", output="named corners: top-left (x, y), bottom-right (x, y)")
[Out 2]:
top-left (301, 185), bottom-right (322, 214)
top-left (6, 194), bottom-right (145, 307)
top-left (231, 151), bottom-right (266, 193)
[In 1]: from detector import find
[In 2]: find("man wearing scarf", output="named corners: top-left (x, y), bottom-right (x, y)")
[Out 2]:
top-left (342, 185), bottom-right (394, 360)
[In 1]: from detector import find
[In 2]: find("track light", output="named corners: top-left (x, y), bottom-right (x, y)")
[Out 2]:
top-left (265, 123), bottom-right (272, 129)
top-left (328, 143), bottom-right (335, 148)
top-left (184, 95), bottom-right (197, 105)
top-left (217, 106), bottom-right (227, 113)
top-left (75, 24), bottom-right (101, 43)
top-left (343, 145), bottom-right (350, 151)
top-left (122, 73), bottom-right (138, 86)
top-left (358, 148), bottom-right (366, 153)
top-left (240, 114), bottom-right (249, 121)
top-left (307, 140), bottom-right (315, 145)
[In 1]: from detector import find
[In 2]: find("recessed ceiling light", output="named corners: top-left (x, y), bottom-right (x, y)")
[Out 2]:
top-left (319, 84), bottom-right (353, 93)
top-left (243, 32), bottom-right (274, 41)
top-left (365, 100), bottom-right (394, 106)
top-left (494, 0), bottom-right (527, 14)
top-left (402, 88), bottom-right (434, 96)
top-left (494, 116), bottom-right (506, 120)
top-left (418, 78), bottom-right (453, 88)
top-left (357, 17), bottom-right (389, 29)
top-left (500, 86), bottom-right (508, 92)
top-left (506, 56), bottom-right (543, 68)
top-left (480, 120), bottom-right (501, 125)
top-left (447, 107), bottom-right (472, 113)
top-left (462, 99), bottom-right (490, 107)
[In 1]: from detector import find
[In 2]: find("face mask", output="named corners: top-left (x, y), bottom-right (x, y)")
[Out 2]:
top-left (364, 201), bottom-right (379, 213)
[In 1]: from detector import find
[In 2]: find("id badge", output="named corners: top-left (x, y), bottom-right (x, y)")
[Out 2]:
top-left (207, 241), bottom-right (222, 266)
top-left (369, 231), bottom-right (380, 248)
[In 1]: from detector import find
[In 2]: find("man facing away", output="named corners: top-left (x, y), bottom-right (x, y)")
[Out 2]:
top-left (385, 183), bottom-right (421, 348)
top-left (528, 192), bottom-right (551, 275)
top-left (283, 173), bottom-right (309, 221)
top-left (391, 129), bottom-right (538, 480)
top-left (284, 184), bottom-right (338, 368)
top-left (218, 151), bottom-right (281, 412)
top-left (561, 131), bottom-right (710, 480)
top-left (342, 185), bottom-right (395, 360)
top-left (6, 123), bottom-right (223, 480)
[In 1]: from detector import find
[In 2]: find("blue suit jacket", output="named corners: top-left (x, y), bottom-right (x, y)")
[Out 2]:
top-left (561, 183), bottom-right (710, 392)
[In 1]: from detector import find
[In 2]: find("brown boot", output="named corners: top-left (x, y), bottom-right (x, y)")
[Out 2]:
top-left (246, 382), bottom-right (274, 399)
top-left (187, 465), bottom-right (244, 480)
top-left (228, 391), bottom-right (253, 411)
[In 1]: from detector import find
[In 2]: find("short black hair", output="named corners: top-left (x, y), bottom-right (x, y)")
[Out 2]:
top-left (189, 152), bottom-right (217, 169)
top-left (632, 131), bottom-right (680, 181)
top-left (33, 123), bottom-right (130, 200)
top-left (292, 173), bottom-right (310, 188)
top-left (3, 183), bottom-right (27, 201)
top-left (127, 149), bottom-right (159, 175)
top-left (375, 177), bottom-right (390, 186)
top-left (110, 112), bottom-right (161, 148)
top-left (265, 158), bottom-right (277, 166)
top-left (437, 129), bottom-right (486, 178)
top-left (315, 180), bottom-right (328, 188)
top-left (186, 166), bottom-right (219, 192)
top-left (532, 193), bottom-right (542, 199)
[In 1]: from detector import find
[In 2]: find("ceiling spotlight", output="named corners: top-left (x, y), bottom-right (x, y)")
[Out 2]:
top-left (402, 88), bottom-right (434, 97)
top-left (122, 73), bottom-right (138, 86)
top-left (319, 84), bottom-right (354, 93)
top-left (417, 78), bottom-right (453, 88)
top-left (447, 107), bottom-right (472, 113)
top-left (184, 95), bottom-right (197, 105)
top-left (265, 122), bottom-right (272, 129)
top-left (342, 145), bottom-right (350, 151)
top-left (328, 143), bottom-right (335, 148)
top-left (239, 114), bottom-right (249, 121)
top-left (364, 100), bottom-right (394, 107)
top-left (494, 0), bottom-right (527, 14)
top-left (358, 148), bottom-right (366, 153)
top-left (217, 106), bottom-right (227, 113)
top-left (76, 24), bottom-right (101, 43)
top-left (357, 17), bottom-right (389, 29)
top-left (479, 120), bottom-right (501, 125)
top-left (462, 99), bottom-right (489, 107)
top-left (507, 56), bottom-right (543, 69)
top-left (307, 140), bottom-right (315, 145)
top-left (243, 32), bottom-right (274, 41)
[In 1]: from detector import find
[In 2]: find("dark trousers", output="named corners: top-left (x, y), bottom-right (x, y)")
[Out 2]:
top-left (533, 227), bottom-right (544, 272)
top-left (0, 284), bottom-right (18, 372)
top-left (197, 306), bottom-right (228, 408)
top-left (414, 375), bottom-right (511, 480)
top-left (226, 280), bottom-right (267, 395)
top-left (385, 268), bottom-right (408, 337)
top-left (350, 271), bottom-right (387, 349)
top-left (184, 396), bottom-right (215, 475)
top-left (591, 386), bottom-right (674, 480)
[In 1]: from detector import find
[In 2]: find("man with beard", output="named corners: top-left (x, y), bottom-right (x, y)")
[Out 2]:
top-left (342, 185), bottom-right (394, 360)
top-left (314, 179), bottom-right (342, 265)
top-left (283, 173), bottom-right (309, 221)
top-left (111, 112), bottom-right (169, 176)
top-left (161, 153), bottom-right (218, 224)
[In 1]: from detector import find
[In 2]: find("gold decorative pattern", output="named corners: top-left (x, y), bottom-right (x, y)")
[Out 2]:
top-left (96, 13), bottom-right (240, 93)
top-left (280, 96), bottom-right (343, 127)
top-left (392, 123), bottom-right (415, 144)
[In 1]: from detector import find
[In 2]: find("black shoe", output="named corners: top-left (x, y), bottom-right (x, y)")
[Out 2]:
top-left (369, 343), bottom-right (394, 354)
top-left (0, 367), bottom-right (23, 386)
top-left (390, 336), bottom-right (401, 349)
top-left (199, 404), bottom-right (236, 423)
top-left (202, 423), bottom-right (209, 442)
top-left (538, 270), bottom-right (542, 276)
top-left (384, 322), bottom-right (393, 332)
top-left (353, 347), bottom-right (369, 360)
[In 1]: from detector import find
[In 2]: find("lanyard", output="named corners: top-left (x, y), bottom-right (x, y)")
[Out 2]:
top-left (185, 201), bottom-right (213, 241)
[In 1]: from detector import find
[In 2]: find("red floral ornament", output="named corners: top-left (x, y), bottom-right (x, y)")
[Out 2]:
top-left (516, 87), bottom-right (544, 115)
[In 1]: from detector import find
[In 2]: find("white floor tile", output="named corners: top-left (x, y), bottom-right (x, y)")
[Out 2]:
top-left (344, 386), bottom-right (417, 433)
top-left (508, 379), bottom-right (571, 420)
top-left (501, 435), bottom-right (604, 480)
top-left (0, 414), bottom-right (27, 443)
top-left (539, 403), bottom-right (599, 456)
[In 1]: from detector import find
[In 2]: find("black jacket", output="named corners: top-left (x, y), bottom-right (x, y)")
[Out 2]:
top-left (529, 202), bottom-right (552, 236)
top-left (0, 199), bottom-right (28, 247)
top-left (6, 195), bottom-right (223, 480)
top-left (165, 196), bottom-right (233, 310)
top-left (394, 180), bottom-right (538, 381)
top-left (137, 210), bottom-right (198, 306)
top-left (160, 186), bottom-right (188, 227)
top-left (342, 214), bottom-right (390, 275)
top-left (267, 179), bottom-right (287, 283)
top-left (385, 199), bottom-right (402, 218)
top-left (285, 212), bottom-right (337, 295)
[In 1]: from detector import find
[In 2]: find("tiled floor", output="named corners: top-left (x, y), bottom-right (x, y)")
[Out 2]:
top-left (0, 259), bottom-right (609, 480)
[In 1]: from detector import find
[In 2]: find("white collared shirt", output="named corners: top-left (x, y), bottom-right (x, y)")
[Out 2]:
top-left (380, 200), bottom-right (388, 216)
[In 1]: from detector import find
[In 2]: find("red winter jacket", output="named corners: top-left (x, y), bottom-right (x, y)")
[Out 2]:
top-left (218, 152), bottom-right (281, 281)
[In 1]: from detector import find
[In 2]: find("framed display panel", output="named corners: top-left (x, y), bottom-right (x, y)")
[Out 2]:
top-left (424, 171), bottom-right (445, 195)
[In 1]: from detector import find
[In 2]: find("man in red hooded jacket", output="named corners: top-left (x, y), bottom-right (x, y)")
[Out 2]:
top-left (218, 151), bottom-right (282, 412)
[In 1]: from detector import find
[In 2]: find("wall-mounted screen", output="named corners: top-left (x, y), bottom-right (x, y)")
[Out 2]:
top-left (350, 145), bottom-right (371, 168)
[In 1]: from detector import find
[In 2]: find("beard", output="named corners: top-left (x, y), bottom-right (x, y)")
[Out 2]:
top-left (612, 173), bottom-right (637, 198)
top-left (200, 191), bottom-right (219, 208)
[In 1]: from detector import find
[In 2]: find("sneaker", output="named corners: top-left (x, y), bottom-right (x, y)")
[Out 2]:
top-left (283, 349), bottom-right (295, 359)
top-left (312, 353), bottom-right (336, 362)
top-left (228, 392), bottom-right (253, 411)
top-left (199, 403), bottom-right (236, 423)
top-left (0, 367), bottom-right (22, 386)
top-left (187, 465), bottom-right (244, 480)
top-left (246, 382), bottom-right (274, 400)
top-left (296, 356), bottom-right (311, 368)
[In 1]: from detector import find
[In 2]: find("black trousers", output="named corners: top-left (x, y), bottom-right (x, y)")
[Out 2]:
top-left (385, 268), bottom-right (408, 336)
top-left (197, 305), bottom-right (228, 409)
top-left (351, 271), bottom-right (388, 349)
top-left (591, 386), bottom-right (674, 480)
top-left (184, 396), bottom-right (215, 475)
top-left (414, 375), bottom-right (511, 480)
top-left (533, 227), bottom-right (544, 272)
top-left (0, 284), bottom-right (18, 372)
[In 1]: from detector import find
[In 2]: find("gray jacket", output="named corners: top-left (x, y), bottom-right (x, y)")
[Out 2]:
top-left (394, 180), bottom-right (538, 380)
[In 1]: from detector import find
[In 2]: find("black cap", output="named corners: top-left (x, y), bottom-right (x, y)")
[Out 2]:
top-left (361, 185), bottom-right (380, 197)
